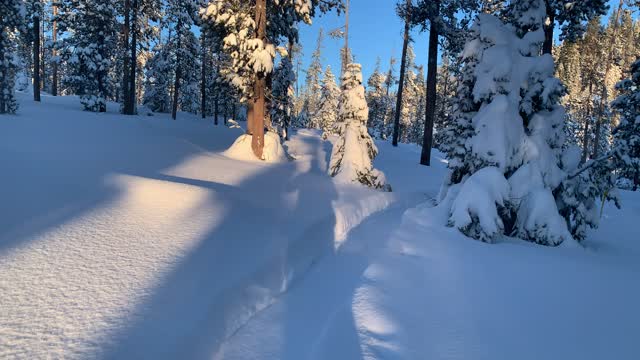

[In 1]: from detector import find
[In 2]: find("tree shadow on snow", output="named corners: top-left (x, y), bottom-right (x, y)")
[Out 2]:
top-left (0, 117), bottom-right (235, 255)
top-left (102, 134), bottom-right (346, 359)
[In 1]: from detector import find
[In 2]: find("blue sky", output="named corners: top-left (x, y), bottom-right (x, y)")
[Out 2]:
top-left (296, 0), bottom-right (631, 90)
top-left (297, 0), bottom-right (429, 88)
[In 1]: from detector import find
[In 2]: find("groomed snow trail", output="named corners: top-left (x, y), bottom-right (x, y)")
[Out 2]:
top-left (0, 95), bottom-right (426, 359)
top-left (220, 190), bottom-right (640, 360)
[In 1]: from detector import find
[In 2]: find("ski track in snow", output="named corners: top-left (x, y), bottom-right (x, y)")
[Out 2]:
top-left (0, 94), bottom-right (431, 359)
top-left (3, 94), bottom-right (639, 360)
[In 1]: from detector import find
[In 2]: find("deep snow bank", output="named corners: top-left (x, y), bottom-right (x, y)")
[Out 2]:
top-left (0, 95), bottom-right (403, 359)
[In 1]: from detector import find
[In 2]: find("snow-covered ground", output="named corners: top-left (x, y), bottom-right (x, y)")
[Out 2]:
top-left (1, 93), bottom-right (639, 359)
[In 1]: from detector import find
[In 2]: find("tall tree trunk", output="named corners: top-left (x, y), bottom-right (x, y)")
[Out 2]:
top-left (420, 0), bottom-right (440, 166)
top-left (201, 32), bottom-right (207, 119)
top-left (122, 0), bottom-right (131, 114)
top-left (593, 0), bottom-right (624, 158)
top-left (52, 4), bottom-right (58, 96)
top-left (33, 13), bottom-right (41, 102)
top-left (250, 0), bottom-right (267, 159)
top-left (0, 44), bottom-right (6, 113)
top-left (172, 22), bottom-right (182, 120)
top-left (581, 85), bottom-right (593, 163)
top-left (542, 0), bottom-right (554, 55)
top-left (392, 0), bottom-right (411, 147)
top-left (40, 20), bottom-right (45, 91)
top-left (129, 0), bottom-right (138, 114)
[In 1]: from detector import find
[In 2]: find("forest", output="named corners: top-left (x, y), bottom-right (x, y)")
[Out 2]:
top-left (1, 0), bottom-right (639, 358)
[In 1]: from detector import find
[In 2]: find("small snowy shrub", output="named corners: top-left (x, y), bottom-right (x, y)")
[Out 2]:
top-left (328, 63), bottom-right (391, 191)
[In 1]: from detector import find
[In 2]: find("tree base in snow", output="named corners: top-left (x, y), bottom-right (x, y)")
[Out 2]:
top-left (223, 132), bottom-right (287, 163)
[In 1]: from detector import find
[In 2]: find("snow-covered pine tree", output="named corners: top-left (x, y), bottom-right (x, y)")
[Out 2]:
top-left (270, 49), bottom-right (296, 139)
top-left (328, 63), bottom-right (390, 191)
top-left (366, 58), bottom-right (388, 139)
top-left (440, 2), bottom-right (584, 245)
top-left (433, 52), bottom-right (457, 150)
top-left (166, 0), bottom-right (199, 119)
top-left (398, 45), bottom-right (419, 144)
top-left (143, 42), bottom-right (172, 113)
top-left (202, 0), bottom-right (341, 159)
top-left (410, 65), bottom-right (426, 144)
top-left (612, 59), bottom-right (640, 190)
top-left (57, 0), bottom-right (118, 112)
top-left (315, 65), bottom-right (340, 139)
top-left (305, 28), bottom-right (324, 128)
top-left (120, 0), bottom-right (162, 114)
top-left (0, 0), bottom-right (25, 114)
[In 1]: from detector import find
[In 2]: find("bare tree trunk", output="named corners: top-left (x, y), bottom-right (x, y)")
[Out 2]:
top-left (129, 0), bottom-right (138, 114)
top-left (201, 32), bottom-right (207, 119)
top-left (542, 0), bottom-right (554, 55)
top-left (40, 20), bottom-right (45, 91)
top-left (52, 4), bottom-right (58, 96)
top-left (250, 0), bottom-right (267, 159)
top-left (122, 0), bottom-right (131, 114)
top-left (172, 21), bottom-right (182, 120)
top-left (392, 0), bottom-right (411, 147)
top-left (581, 85), bottom-right (593, 163)
top-left (420, 0), bottom-right (440, 166)
top-left (0, 46), bottom-right (6, 113)
top-left (33, 12), bottom-right (41, 102)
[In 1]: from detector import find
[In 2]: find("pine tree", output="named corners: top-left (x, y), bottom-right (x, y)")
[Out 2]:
top-left (165, 0), bottom-right (198, 120)
top-left (441, 3), bottom-right (579, 245)
top-left (366, 58), bottom-right (388, 138)
top-left (412, 0), bottom-right (480, 165)
top-left (305, 28), bottom-right (324, 127)
top-left (329, 63), bottom-right (390, 191)
top-left (392, 0), bottom-right (413, 147)
top-left (536, 0), bottom-right (608, 55)
top-left (57, 0), bottom-right (118, 112)
top-left (202, 0), bottom-right (341, 159)
top-left (433, 53), bottom-right (457, 149)
top-left (0, 0), bottom-right (25, 114)
top-left (315, 65), bottom-right (340, 138)
top-left (612, 59), bottom-right (640, 190)
top-left (271, 50), bottom-right (296, 139)
top-left (143, 42), bottom-right (172, 113)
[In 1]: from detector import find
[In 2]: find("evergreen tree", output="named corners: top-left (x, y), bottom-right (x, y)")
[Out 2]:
top-left (143, 42), bottom-right (172, 113)
top-left (305, 28), bottom-right (324, 127)
top-left (612, 59), bottom-right (640, 190)
top-left (329, 63), bottom-right (390, 191)
top-left (315, 65), bottom-right (340, 138)
top-left (202, 0), bottom-right (341, 159)
top-left (440, 4), bottom-right (579, 245)
top-left (57, 0), bottom-right (118, 112)
top-left (165, 0), bottom-right (199, 119)
top-left (366, 57), bottom-right (388, 138)
top-left (0, 0), bottom-right (25, 114)
top-left (534, 0), bottom-right (608, 55)
top-left (412, 0), bottom-right (479, 165)
top-left (271, 50), bottom-right (296, 139)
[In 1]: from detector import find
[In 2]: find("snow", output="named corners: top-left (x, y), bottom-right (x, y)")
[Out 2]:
top-left (224, 132), bottom-right (287, 163)
top-left (1, 93), bottom-right (639, 359)
top-left (449, 167), bottom-right (510, 242)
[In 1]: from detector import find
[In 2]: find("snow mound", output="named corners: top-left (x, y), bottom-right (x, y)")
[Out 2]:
top-left (224, 132), bottom-right (287, 163)
top-left (449, 167), bottom-right (510, 242)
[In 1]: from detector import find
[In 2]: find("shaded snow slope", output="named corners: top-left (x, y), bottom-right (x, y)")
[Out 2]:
top-left (0, 94), bottom-right (413, 358)
top-left (220, 144), bottom-right (640, 359)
